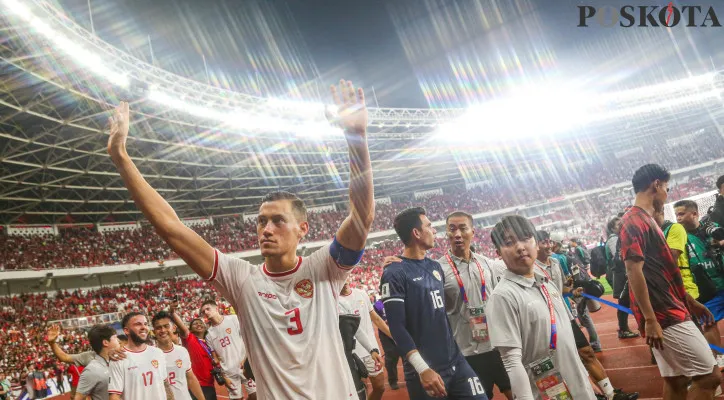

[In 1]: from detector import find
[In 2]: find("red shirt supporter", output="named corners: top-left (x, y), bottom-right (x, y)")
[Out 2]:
top-left (619, 206), bottom-right (690, 333)
top-left (181, 332), bottom-right (214, 387)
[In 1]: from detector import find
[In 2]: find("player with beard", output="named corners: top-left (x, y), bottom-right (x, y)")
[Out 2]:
top-left (109, 312), bottom-right (174, 400)
top-left (380, 207), bottom-right (487, 400)
top-left (200, 300), bottom-right (255, 400)
top-left (169, 303), bottom-right (218, 400)
top-left (620, 164), bottom-right (720, 398)
top-left (536, 231), bottom-right (638, 400)
top-left (152, 311), bottom-right (205, 400)
top-left (107, 79), bottom-right (374, 399)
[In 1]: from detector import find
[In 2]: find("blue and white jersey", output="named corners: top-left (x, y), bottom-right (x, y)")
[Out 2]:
top-left (380, 257), bottom-right (462, 372)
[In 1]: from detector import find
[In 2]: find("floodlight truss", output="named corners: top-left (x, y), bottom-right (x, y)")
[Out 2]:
top-left (1, 0), bottom-right (724, 225)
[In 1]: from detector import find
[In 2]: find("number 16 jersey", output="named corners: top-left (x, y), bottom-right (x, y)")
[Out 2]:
top-left (380, 257), bottom-right (463, 373)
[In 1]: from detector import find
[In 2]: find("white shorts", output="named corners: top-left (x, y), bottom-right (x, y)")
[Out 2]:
top-left (227, 374), bottom-right (256, 398)
top-left (363, 355), bottom-right (384, 377)
top-left (652, 320), bottom-right (716, 377)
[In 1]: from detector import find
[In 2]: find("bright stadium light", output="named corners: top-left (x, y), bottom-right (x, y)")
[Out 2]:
top-left (3, 0), bottom-right (130, 88)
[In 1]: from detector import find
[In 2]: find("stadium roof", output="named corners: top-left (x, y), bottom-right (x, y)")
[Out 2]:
top-left (2, 0), bottom-right (724, 225)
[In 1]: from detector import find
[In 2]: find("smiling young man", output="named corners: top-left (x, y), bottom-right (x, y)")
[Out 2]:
top-left (109, 312), bottom-right (174, 400)
top-left (108, 80), bottom-right (374, 399)
top-left (487, 216), bottom-right (595, 400)
top-left (380, 207), bottom-right (487, 400)
top-left (73, 325), bottom-right (121, 400)
top-left (620, 164), bottom-right (720, 399)
top-left (152, 311), bottom-right (205, 400)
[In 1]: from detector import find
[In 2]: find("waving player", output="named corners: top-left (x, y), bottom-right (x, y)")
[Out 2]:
top-left (107, 80), bottom-right (374, 399)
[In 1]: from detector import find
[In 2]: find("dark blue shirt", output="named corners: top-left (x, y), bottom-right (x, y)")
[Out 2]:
top-left (380, 257), bottom-right (462, 372)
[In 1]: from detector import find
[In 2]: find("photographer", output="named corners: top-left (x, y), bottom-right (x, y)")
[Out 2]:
top-left (703, 175), bottom-right (724, 227)
top-left (673, 200), bottom-right (724, 367)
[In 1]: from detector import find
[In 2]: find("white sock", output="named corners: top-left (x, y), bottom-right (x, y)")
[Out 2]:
top-left (598, 378), bottom-right (614, 399)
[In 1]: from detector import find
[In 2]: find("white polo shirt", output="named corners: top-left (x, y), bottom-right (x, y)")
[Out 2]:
top-left (439, 251), bottom-right (506, 356)
top-left (488, 269), bottom-right (595, 400)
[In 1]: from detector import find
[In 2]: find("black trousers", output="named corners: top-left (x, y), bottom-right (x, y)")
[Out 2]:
top-left (380, 331), bottom-right (399, 385)
top-left (191, 385), bottom-right (218, 400)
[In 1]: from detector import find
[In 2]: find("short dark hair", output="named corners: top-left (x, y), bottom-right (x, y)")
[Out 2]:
top-left (632, 164), bottom-right (670, 194)
top-left (674, 199), bottom-right (698, 213)
top-left (536, 230), bottom-right (550, 242)
top-left (607, 217), bottom-right (621, 235)
top-left (394, 207), bottom-right (426, 246)
top-left (260, 191), bottom-right (307, 221)
top-left (201, 299), bottom-right (217, 310)
top-left (88, 325), bottom-right (116, 354)
top-left (491, 215), bottom-right (537, 250)
top-left (446, 211), bottom-right (473, 226)
top-left (151, 311), bottom-right (174, 328)
top-left (717, 175), bottom-right (724, 191)
top-left (121, 312), bottom-right (145, 328)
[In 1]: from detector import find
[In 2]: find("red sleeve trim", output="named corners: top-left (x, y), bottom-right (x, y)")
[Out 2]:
top-left (109, 391), bottom-right (123, 394)
top-left (335, 260), bottom-right (354, 271)
top-left (206, 249), bottom-right (219, 282)
top-left (186, 368), bottom-right (192, 372)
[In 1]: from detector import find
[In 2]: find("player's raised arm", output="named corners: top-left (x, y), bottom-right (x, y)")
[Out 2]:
top-left (330, 80), bottom-right (375, 253)
top-left (107, 102), bottom-right (214, 279)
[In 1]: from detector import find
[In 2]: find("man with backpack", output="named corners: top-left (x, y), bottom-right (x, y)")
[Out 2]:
top-left (604, 216), bottom-right (639, 339)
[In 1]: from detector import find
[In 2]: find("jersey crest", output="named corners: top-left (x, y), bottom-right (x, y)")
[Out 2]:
top-left (294, 279), bottom-right (314, 298)
top-left (226, 327), bottom-right (232, 334)
top-left (151, 360), bottom-right (159, 369)
top-left (175, 359), bottom-right (183, 368)
top-left (432, 270), bottom-right (442, 281)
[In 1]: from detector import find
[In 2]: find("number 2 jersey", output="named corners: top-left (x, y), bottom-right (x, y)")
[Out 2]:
top-left (163, 344), bottom-right (192, 400)
top-left (208, 244), bottom-right (357, 399)
top-left (108, 345), bottom-right (167, 399)
top-left (380, 257), bottom-right (463, 374)
top-left (205, 315), bottom-right (246, 377)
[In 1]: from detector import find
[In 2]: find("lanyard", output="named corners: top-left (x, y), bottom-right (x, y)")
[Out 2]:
top-left (534, 261), bottom-right (552, 281)
top-left (445, 253), bottom-right (487, 303)
top-left (539, 283), bottom-right (557, 350)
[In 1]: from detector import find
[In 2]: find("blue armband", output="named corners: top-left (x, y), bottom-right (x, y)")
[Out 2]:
top-left (329, 237), bottom-right (365, 266)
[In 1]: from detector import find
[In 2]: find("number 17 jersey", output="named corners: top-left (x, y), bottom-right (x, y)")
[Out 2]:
top-left (380, 257), bottom-right (462, 373)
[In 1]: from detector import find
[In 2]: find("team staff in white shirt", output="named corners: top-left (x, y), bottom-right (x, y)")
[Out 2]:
top-left (151, 311), bottom-right (206, 400)
top-left (487, 215), bottom-right (596, 400)
top-left (107, 79), bottom-right (375, 399)
top-left (109, 312), bottom-right (174, 400)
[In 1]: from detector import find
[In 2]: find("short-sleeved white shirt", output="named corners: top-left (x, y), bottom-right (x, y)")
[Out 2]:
top-left (487, 270), bottom-right (595, 400)
top-left (162, 345), bottom-right (192, 400)
top-left (209, 244), bottom-right (356, 399)
top-left (439, 252), bottom-right (506, 356)
top-left (338, 287), bottom-right (377, 358)
top-left (205, 315), bottom-right (245, 376)
top-left (108, 345), bottom-right (168, 400)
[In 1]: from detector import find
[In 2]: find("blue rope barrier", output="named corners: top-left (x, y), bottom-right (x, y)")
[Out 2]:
top-left (581, 293), bottom-right (724, 354)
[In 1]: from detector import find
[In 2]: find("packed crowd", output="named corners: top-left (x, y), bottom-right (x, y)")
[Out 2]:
top-left (0, 166), bottom-right (717, 272)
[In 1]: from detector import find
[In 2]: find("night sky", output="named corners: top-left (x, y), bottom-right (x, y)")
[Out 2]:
top-left (54, 0), bottom-right (724, 108)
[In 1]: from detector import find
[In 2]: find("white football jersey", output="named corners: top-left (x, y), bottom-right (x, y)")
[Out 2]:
top-left (163, 345), bottom-right (192, 400)
top-left (205, 315), bottom-right (245, 376)
top-left (209, 244), bottom-right (356, 399)
top-left (108, 345), bottom-right (167, 400)
top-left (338, 288), bottom-right (377, 358)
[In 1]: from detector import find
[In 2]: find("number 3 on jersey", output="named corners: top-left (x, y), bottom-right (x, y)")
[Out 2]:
top-left (430, 290), bottom-right (444, 309)
top-left (285, 308), bottom-right (303, 335)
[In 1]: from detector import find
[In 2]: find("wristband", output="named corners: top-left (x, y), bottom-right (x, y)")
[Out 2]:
top-left (407, 351), bottom-right (430, 375)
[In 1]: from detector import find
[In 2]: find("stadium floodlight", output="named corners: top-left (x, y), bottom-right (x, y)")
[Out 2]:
top-left (3, 0), bottom-right (129, 88)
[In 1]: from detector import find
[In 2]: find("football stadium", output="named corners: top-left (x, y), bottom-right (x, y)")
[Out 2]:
top-left (3, 0), bottom-right (724, 399)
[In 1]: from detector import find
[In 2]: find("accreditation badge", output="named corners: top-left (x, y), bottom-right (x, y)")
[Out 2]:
top-left (467, 306), bottom-right (489, 342)
top-left (528, 355), bottom-right (572, 400)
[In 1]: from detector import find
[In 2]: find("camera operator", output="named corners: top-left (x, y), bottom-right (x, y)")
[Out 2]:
top-left (673, 200), bottom-right (724, 367)
top-left (702, 175), bottom-right (724, 227)
top-left (568, 237), bottom-right (602, 352)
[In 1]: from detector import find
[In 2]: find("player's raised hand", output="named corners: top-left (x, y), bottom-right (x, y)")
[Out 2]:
top-left (420, 368), bottom-right (447, 398)
top-left (329, 80), bottom-right (367, 136)
top-left (107, 101), bottom-right (130, 158)
top-left (46, 324), bottom-right (60, 343)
